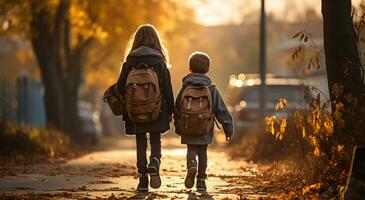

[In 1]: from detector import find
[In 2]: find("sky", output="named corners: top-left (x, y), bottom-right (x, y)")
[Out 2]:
top-left (185, 0), bottom-right (363, 26)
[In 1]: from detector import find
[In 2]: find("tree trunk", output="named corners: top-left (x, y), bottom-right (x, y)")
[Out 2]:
top-left (30, 0), bottom-right (82, 139)
top-left (322, 0), bottom-right (364, 106)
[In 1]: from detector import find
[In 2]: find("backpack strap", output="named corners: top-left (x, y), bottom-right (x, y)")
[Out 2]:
top-left (208, 84), bottom-right (221, 130)
top-left (214, 117), bottom-right (221, 130)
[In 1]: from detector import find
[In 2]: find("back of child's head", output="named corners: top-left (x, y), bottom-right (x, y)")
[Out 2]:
top-left (189, 51), bottom-right (210, 74)
top-left (124, 24), bottom-right (168, 63)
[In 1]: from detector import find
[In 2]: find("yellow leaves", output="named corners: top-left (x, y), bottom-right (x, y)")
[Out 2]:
top-left (337, 145), bottom-right (344, 152)
top-left (323, 113), bottom-right (334, 136)
top-left (313, 147), bottom-right (320, 157)
top-left (294, 111), bottom-right (306, 138)
top-left (275, 98), bottom-right (288, 111)
top-left (308, 107), bottom-right (321, 135)
top-left (69, 1), bottom-right (108, 44)
top-left (265, 115), bottom-right (286, 141)
top-left (309, 137), bottom-right (320, 157)
top-left (268, 91), bottom-right (339, 159)
top-left (302, 183), bottom-right (322, 195)
top-left (277, 118), bottom-right (287, 141)
top-left (265, 115), bottom-right (276, 135)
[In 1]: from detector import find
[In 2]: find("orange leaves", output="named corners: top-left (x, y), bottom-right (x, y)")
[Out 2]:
top-left (308, 107), bottom-right (321, 135)
top-left (265, 115), bottom-right (286, 141)
top-left (275, 98), bottom-right (288, 111)
top-left (323, 113), bottom-right (334, 136)
top-left (291, 46), bottom-right (303, 60)
top-left (292, 30), bottom-right (312, 42)
top-left (333, 102), bottom-right (345, 129)
top-left (265, 98), bottom-right (288, 141)
top-left (331, 83), bottom-right (344, 100)
top-left (69, 1), bottom-right (108, 44)
top-left (278, 118), bottom-right (287, 141)
top-left (266, 89), bottom-right (338, 158)
top-left (337, 145), bottom-right (344, 152)
top-left (291, 30), bottom-right (321, 74)
top-left (265, 115), bottom-right (276, 136)
top-left (307, 56), bottom-right (321, 70)
top-left (302, 183), bottom-right (322, 195)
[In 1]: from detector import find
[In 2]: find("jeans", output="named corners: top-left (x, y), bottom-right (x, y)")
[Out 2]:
top-left (135, 132), bottom-right (161, 173)
top-left (187, 144), bottom-right (208, 178)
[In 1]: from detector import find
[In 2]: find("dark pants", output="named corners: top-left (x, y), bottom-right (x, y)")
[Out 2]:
top-left (187, 144), bottom-right (208, 178)
top-left (135, 132), bottom-right (161, 173)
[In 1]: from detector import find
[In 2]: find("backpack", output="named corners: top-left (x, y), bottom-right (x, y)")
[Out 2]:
top-left (103, 83), bottom-right (124, 116)
top-left (176, 84), bottom-right (214, 135)
top-left (125, 63), bottom-right (162, 123)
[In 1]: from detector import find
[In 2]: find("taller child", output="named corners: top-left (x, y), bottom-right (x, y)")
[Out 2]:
top-left (117, 24), bottom-right (174, 192)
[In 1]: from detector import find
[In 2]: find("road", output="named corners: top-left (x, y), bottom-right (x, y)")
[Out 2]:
top-left (0, 136), bottom-right (268, 199)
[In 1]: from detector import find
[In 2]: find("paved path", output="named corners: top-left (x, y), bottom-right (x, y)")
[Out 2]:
top-left (0, 137), bottom-right (267, 199)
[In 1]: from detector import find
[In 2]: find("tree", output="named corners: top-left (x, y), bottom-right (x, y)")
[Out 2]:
top-left (321, 0), bottom-right (365, 106)
top-left (0, 0), bottom-right (197, 139)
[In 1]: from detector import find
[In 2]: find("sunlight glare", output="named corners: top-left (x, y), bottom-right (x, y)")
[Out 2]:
top-left (185, 0), bottom-right (364, 26)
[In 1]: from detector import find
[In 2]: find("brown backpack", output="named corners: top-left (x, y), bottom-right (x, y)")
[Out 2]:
top-left (176, 85), bottom-right (214, 135)
top-left (125, 63), bottom-right (162, 123)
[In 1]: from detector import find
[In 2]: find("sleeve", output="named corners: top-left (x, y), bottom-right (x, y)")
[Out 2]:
top-left (116, 62), bottom-right (128, 96)
top-left (212, 87), bottom-right (234, 138)
top-left (174, 87), bottom-right (184, 116)
top-left (173, 87), bottom-right (184, 135)
top-left (162, 64), bottom-right (174, 115)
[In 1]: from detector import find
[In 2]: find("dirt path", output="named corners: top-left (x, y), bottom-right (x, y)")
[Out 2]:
top-left (0, 137), bottom-right (269, 199)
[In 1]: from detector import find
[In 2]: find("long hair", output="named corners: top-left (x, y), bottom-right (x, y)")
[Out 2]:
top-left (124, 24), bottom-right (169, 63)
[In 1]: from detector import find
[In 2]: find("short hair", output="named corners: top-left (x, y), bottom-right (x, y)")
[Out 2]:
top-left (189, 51), bottom-right (210, 74)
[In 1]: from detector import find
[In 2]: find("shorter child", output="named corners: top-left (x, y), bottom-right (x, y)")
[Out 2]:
top-left (174, 52), bottom-right (233, 191)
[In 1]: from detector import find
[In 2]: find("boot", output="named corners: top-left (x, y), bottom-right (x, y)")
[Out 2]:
top-left (148, 157), bottom-right (161, 189)
top-left (184, 159), bottom-right (197, 189)
top-left (196, 177), bottom-right (207, 192)
top-left (137, 172), bottom-right (148, 192)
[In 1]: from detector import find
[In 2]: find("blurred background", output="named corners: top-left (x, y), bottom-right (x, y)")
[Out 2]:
top-left (0, 0), bottom-right (363, 144)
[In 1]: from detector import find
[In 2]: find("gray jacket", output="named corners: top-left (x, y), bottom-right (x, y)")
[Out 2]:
top-left (174, 73), bottom-right (234, 144)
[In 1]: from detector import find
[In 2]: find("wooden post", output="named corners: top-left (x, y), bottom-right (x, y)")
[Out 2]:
top-left (259, 0), bottom-right (267, 119)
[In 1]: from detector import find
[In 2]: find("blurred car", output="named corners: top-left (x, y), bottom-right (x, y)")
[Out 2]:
top-left (228, 75), bottom-right (310, 135)
top-left (78, 101), bottom-right (102, 144)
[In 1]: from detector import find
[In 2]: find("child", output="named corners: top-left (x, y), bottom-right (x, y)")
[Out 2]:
top-left (117, 24), bottom-right (174, 192)
top-left (174, 52), bottom-right (233, 191)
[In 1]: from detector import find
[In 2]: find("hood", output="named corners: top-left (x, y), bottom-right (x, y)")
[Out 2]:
top-left (182, 73), bottom-right (212, 86)
top-left (128, 46), bottom-right (162, 58)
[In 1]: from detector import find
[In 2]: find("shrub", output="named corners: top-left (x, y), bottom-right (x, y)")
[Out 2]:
top-left (265, 85), bottom-right (365, 195)
top-left (0, 121), bottom-right (70, 163)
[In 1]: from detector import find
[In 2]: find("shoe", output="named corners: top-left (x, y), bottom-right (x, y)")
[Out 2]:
top-left (137, 172), bottom-right (148, 192)
top-left (184, 159), bottom-right (197, 189)
top-left (148, 157), bottom-right (161, 189)
top-left (196, 177), bottom-right (207, 192)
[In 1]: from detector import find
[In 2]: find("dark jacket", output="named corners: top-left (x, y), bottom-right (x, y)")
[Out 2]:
top-left (117, 46), bottom-right (174, 135)
top-left (174, 73), bottom-right (234, 144)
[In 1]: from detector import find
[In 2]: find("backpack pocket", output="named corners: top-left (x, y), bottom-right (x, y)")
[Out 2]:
top-left (177, 112), bottom-right (214, 135)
